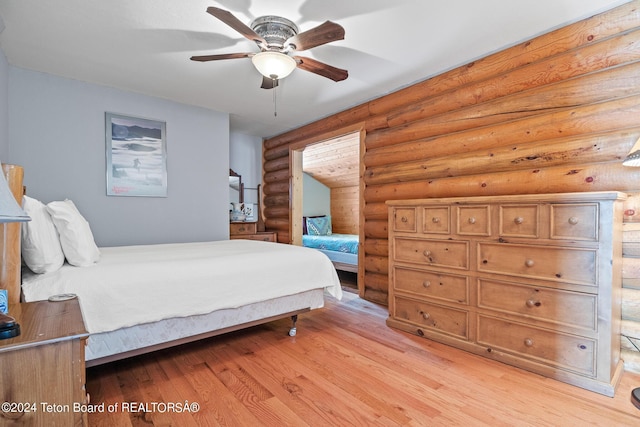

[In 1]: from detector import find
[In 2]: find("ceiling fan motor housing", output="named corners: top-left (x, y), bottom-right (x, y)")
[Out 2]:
top-left (251, 16), bottom-right (298, 51)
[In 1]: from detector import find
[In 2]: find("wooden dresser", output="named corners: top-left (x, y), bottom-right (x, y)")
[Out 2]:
top-left (230, 222), bottom-right (277, 242)
top-left (0, 298), bottom-right (89, 425)
top-left (386, 192), bottom-right (626, 396)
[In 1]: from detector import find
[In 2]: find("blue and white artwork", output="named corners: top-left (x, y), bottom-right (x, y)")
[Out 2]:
top-left (106, 113), bottom-right (167, 197)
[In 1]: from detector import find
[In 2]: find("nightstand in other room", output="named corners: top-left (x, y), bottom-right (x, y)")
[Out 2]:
top-left (0, 298), bottom-right (89, 426)
top-left (230, 222), bottom-right (277, 242)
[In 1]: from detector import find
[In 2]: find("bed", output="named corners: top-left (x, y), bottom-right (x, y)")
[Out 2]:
top-left (10, 191), bottom-right (342, 367)
top-left (302, 215), bottom-right (359, 273)
top-left (302, 233), bottom-right (358, 273)
top-left (22, 240), bottom-right (342, 366)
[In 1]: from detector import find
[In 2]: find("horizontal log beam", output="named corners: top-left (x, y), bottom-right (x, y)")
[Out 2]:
top-left (365, 94), bottom-right (640, 168)
top-left (264, 169), bottom-right (289, 183)
top-left (368, 60), bottom-right (640, 150)
top-left (264, 156), bottom-right (290, 173)
top-left (263, 180), bottom-right (289, 195)
top-left (373, 31), bottom-right (640, 142)
top-left (364, 162), bottom-right (640, 203)
top-left (364, 220), bottom-right (388, 239)
top-left (364, 238), bottom-right (389, 257)
top-left (365, 130), bottom-right (639, 185)
top-left (622, 288), bottom-right (640, 322)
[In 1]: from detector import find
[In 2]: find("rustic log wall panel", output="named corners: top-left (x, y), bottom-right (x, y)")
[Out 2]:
top-left (262, 2), bottom-right (640, 306)
top-left (330, 186), bottom-right (359, 234)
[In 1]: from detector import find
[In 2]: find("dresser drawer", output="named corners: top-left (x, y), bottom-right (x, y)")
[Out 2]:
top-left (456, 205), bottom-right (490, 236)
top-left (394, 296), bottom-right (468, 340)
top-left (230, 222), bottom-right (258, 235)
top-left (477, 243), bottom-right (597, 286)
top-left (499, 204), bottom-right (539, 238)
top-left (550, 203), bottom-right (598, 241)
top-left (394, 267), bottom-right (469, 304)
top-left (477, 315), bottom-right (596, 376)
top-left (394, 238), bottom-right (469, 270)
top-left (230, 232), bottom-right (277, 242)
top-left (477, 279), bottom-right (596, 330)
top-left (392, 207), bottom-right (417, 233)
top-left (422, 206), bottom-right (450, 234)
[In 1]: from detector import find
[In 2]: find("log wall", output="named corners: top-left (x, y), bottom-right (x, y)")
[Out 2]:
top-left (262, 2), bottom-right (640, 309)
top-left (622, 202), bottom-right (640, 372)
top-left (330, 186), bottom-right (359, 235)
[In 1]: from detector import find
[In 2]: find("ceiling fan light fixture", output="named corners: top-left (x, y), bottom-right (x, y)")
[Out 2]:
top-left (251, 51), bottom-right (296, 80)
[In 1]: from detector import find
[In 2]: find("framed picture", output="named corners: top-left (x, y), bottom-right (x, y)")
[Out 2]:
top-left (105, 112), bottom-right (167, 197)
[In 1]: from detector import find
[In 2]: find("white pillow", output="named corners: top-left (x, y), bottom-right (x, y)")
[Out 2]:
top-left (46, 199), bottom-right (100, 267)
top-left (21, 196), bottom-right (65, 274)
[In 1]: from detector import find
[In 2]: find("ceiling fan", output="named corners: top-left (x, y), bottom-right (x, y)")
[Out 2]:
top-left (190, 6), bottom-right (349, 89)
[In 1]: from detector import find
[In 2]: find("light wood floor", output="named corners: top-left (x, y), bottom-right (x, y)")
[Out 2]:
top-left (86, 291), bottom-right (640, 426)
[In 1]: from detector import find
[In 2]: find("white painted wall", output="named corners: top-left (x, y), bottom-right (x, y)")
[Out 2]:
top-left (8, 67), bottom-right (230, 247)
top-left (303, 173), bottom-right (330, 216)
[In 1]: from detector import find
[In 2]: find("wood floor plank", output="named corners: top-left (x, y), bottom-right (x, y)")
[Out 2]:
top-left (194, 338), bottom-right (319, 426)
top-left (87, 292), bottom-right (640, 426)
top-left (85, 363), bottom-right (134, 427)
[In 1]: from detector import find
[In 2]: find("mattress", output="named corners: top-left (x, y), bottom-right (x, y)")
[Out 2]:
top-left (22, 240), bottom-right (342, 334)
top-left (302, 234), bottom-right (359, 254)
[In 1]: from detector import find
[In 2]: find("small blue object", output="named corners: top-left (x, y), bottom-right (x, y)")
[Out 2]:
top-left (0, 289), bottom-right (8, 314)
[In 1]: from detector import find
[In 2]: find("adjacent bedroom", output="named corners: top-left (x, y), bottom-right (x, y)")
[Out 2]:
top-left (301, 132), bottom-right (361, 292)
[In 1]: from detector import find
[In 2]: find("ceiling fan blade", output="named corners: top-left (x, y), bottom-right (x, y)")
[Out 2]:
top-left (286, 21), bottom-right (345, 51)
top-left (294, 56), bottom-right (348, 82)
top-left (190, 52), bottom-right (253, 62)
top-left (260, 76), bottom-right (279, 90)
top-left (206, 6), bottom-right (267, 47)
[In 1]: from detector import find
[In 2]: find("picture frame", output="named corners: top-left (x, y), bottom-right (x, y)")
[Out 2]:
top-left (105, 112), bottom-right (167, 197)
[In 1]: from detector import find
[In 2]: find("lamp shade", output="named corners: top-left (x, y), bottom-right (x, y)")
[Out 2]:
top-left (0, 163), bottom-right (30, 223)
top-left (624, 137), bottom-right (640, 167)
top-left (251, 51), bottom-right (297, 80)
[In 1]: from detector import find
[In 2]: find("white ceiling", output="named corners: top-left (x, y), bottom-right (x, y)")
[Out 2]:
top-left (0, 0), bottom-right (630, 138)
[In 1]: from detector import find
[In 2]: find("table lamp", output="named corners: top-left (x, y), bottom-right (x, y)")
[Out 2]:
top-left (0, 162), bottom-right (30, 339)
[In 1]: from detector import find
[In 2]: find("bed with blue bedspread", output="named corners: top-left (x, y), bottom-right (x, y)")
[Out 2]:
top-left (302, 233), bottom-right (358, 273)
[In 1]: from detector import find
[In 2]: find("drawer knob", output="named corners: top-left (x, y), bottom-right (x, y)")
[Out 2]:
top-left (526, 299), bottom-right (541, 308)
top-left (514, 217), bottom-right (524, 224)
top-left (421, 311), bottom-right (430, 320)
top-left (568, 216), bottom-right (579, 225)
top-left (423, 280), bottom-right (431, 288)
top-left (401, 216), bottom-right (408, 223)
top-left (524, 338), bottom-right (534, 347)
top-left (525, 259), bottom-right (535, 267)
top-left (423, 250), bottom-right (432, 257)
top-left (468, 217), bottom-right (476, 224)
top-left (432, 217), bottom-right (440, 223)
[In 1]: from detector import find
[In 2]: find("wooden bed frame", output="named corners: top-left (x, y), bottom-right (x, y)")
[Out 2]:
top-left (0, 164), bottom-right (25, 305)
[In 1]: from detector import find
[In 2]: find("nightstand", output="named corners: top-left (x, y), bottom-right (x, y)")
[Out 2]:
top-left (230, 222), bottom-right (277, 242)
top-left (0, 298), bottom-right (89, 425)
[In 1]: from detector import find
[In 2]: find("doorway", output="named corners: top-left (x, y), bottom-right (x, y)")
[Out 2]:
top-left (290, 127), bottom-right (365, 296)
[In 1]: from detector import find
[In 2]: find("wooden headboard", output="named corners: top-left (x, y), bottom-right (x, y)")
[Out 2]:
top-left (0, 164), bottom-right (25, 304)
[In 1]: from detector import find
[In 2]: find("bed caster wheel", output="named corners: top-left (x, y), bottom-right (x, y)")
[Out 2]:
top-left (289, 327), bottom-right (297, 337)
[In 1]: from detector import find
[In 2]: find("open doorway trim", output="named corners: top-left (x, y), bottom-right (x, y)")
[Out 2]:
top-left (289, 123), bottom-right (366, 297)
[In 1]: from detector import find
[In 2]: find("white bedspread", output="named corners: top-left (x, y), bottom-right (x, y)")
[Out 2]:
top-left (22, 240), bottom-right (342, 334)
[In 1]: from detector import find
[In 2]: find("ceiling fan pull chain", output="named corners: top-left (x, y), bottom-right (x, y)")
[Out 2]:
top-left (272, 75), bottom-right (278, 117)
